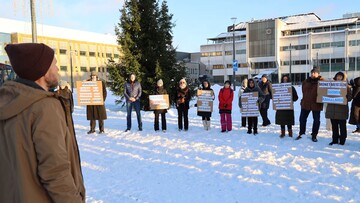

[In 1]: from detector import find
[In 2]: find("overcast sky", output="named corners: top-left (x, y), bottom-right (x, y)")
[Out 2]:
top-left (0, 0), bottom-right (359, 52)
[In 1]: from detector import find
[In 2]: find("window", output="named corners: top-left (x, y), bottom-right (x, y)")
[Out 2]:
top-left (90, 67), bottom-right (96, 72)
top-left (225, 51), bottom-right (232, 55)
top-left (89, 52), bottom-right (95, 57)
top-left (236, 49), bottom-right (246, 54)
top-left (59, 49), bottom-right (67, 54)
top-left (60, 66), bottom-right (67, 71)
top-left (80, 67), bottom-right (87, 72)
top-left (213, 64), bottom-right (224, 69)
top-left (80, 51), bottom-right (86, 56)
top-left (114, 54), bottom-right (119, 58)
top-left (106, 53), bottom-right (112, 58)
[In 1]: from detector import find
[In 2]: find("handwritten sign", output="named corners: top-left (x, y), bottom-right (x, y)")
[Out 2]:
top-left (316, 81), bottom-right (347, 105)
top-left (197, 90), bottom-right (214, 112)
top-left (241, 92), bottom-right (259, 117)
top-left (76, 81), bottom-right (104, 106)
top-left (149, 94), bottom-right (170, 110)
top-left (272, 83), bottom-right (293, 110)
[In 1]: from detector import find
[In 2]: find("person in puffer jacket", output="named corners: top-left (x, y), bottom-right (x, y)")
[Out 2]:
top-left (218, 80), bottom-right (234, 132)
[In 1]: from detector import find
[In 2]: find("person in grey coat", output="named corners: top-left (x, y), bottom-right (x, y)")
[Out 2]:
top-left (124, 73), bottom-right (142, 131)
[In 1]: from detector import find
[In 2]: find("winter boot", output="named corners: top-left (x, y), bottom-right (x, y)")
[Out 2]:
top-left (247, 128), bottom-right (252, 134)
top-left (207, 120), bottom-right (211, 130)
top-left (202, 120), bottom-right (207, 130)
top-left (279, 129), bottom-right (285, 138)
top-left (288, 129), bottom-right (293, 137)
top-left (253, 128), bottom-right (258, 135)
top-left (311, 134), bottom-right (318, 142)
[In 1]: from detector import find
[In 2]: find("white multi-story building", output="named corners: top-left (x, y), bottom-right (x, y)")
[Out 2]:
top-left (201, 13), bottom-right (360, 84)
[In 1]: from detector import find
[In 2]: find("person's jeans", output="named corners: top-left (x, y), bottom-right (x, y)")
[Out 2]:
top-left (331, 119), bottom-right (347, 144)
top-left (299, 109), bottom-right (320, 136)
top-left (177, 104), bottom-right (188, 130)
top-left (126, 100), bottom-right (142, 130)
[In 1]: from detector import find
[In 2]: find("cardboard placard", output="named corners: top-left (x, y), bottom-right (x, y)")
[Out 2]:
top-left (149, 94), bottom-right (170, 110)
top-left (272, 83), bottom-right (293, 110)
top-left (316, 81), bottom-right (347, 105)
top-left (197, 90), bottom-right (214, 112)
top-left (241, 92), bottom-right (259, 117)
top-left (76, 81), bottom-right (104, 106)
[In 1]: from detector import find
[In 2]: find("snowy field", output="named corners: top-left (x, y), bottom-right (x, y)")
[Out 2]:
top-left (72, 85), bottom-right (360, 203)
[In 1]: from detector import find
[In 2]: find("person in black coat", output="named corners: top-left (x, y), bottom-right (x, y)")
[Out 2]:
top-left (349, 77), bottom-right (360, 133)
top-left (275, 75), bottom-right (298, 138)
top-left (197, 80), bottom-right (215, 130)
top-left (176, 78), bottom-right (190, 131)
top-left (258, 74), bottom-right (272, 126)
top-left (153, 79), bottom-right (167, 132)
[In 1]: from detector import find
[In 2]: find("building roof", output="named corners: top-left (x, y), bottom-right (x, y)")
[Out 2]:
top-left (0, 18), bottom-right (117, 45)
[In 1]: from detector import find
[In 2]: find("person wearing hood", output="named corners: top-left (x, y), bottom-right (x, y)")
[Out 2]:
top-left (0, 43), bottom-right (85, 202)
top-left (197, 80), bottom-right (215, 130)
top-left (238, 78), bottom-right (248, 128)
top-left (176, 78), bottom-right (190, 131)
top-left (124, 73), bottom-right (143, 132)
top-left (241, 78), bottom-right (265, 135)
top-left (349, 77), bottom-right (360, 133)
top-left (296, 66), bottom-right (325, 142)
top-left (258, 74), bottom-right (273, 126)
top-left (86, 71), bottom-right (107, 134)
top-left (218, 80), bottom-right (234, 132)
top-left (153, 79), bottom-right (167, 132)
top-left (275, 75), bottom-right (298, 138)
top-left (326, 72), bottom-right (352, 145)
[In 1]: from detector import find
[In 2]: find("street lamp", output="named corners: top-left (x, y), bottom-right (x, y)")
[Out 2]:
top-left (231, 17), bottom-right (237, 91)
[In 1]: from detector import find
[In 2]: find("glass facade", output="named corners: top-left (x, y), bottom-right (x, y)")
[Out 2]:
top-left (248, 20), bottom-right (275, 57)
top-left (0, 33), bottom-right (11, 64)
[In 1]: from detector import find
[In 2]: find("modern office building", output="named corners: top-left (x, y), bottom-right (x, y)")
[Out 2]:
top-left (0, 18), bottom-right (119, 86)
top-left (176, 51), bottom-right (207, 84)
top-left (201, 13), bottom-right (360, 84)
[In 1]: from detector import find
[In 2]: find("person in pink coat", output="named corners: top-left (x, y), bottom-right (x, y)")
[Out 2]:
top-left (218, 80), bottom-right (234, 132)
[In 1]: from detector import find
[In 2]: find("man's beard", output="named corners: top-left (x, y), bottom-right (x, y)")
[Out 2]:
top-left (45, 76), bottom-right (59, 90)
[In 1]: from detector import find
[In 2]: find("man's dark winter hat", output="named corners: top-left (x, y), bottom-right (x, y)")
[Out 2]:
top-left (261, 74), bottom-right (268, 79)
top-left (224, 80), bottom-right (231, 86)
top-left (5, 43), bottom-right (54, 81)
top-left (311, 66), bottom-right (320, 74)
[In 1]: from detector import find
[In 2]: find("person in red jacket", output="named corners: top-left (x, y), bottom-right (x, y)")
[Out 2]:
top-left (218, 80), bottom-right (234, 132)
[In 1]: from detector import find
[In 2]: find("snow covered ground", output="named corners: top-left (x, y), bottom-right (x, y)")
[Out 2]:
top-left (72, 85), bottom-right (360, 203)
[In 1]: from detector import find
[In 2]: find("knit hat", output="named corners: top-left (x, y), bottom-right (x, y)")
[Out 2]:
top-left (91, 71), bottom-right (98, 77)
top-left (261, 74), bottom-right (268, 79)
top-left (311, 66), bottom-right (320, 74)
top-left (224, 80), bottom-right (231, 86)
top-left (5, 43), bottom-right (54, 81)
top-left (157, 79), bottom-right (163, 87)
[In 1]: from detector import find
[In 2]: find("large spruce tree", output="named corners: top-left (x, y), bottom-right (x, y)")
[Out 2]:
top-left (108, 0), bottom-right (186, 108)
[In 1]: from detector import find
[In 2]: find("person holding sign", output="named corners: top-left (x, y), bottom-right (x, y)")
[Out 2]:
top-left (296, 66), bottom-right (324, 142)
top-left (238, 78), bottom-right (248, 128)
top-left (258, 74), bottom-right (273, 127)
top-left (275, 75), bottom-right (298, 138)
top-left (197, 80), bottom-right (215, 130)
top-left (86, 71), bottom-right (107, 134)
top-left (326, 72), bottom-right (352, 145)
top-left (176, 78), bottom-right (190, 131)
top-left (219, 80), bottom-right (234, 132)
top-left (124, 73), bottom-right (142, 132)
top-left (153, 79), bottom-right (168, 132)
top-left (241, 78), bottom-right (264, 135)
top-left (349, 77), bottom-right (360, 133)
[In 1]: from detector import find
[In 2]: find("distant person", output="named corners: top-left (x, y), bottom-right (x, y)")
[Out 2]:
top-left (241, 78), bottom-right (264, 135)
top-left (296, 66), bottom-right (325, 142)
top-left (153, 79), bottom-right (167, 132)
top-left (58, 80), bottom-right (76, 137)
top-left (197, 79), bottom-right (215, 130)
top-left (258, 74), bottom-right (272, 126)
top-left (0, 43), bottom-right (85, 202)
top-left (124, 73), bottom-right (143, 132)
top-left (176, 78), bottom-right (190, 131)
top-left (218, 80), bottom-right (234, 132)
top-left (86, 71), bottom-right (107, 134)
top-left (349, 77), bottom-right (360, 133)
top-left (238, 78), bottom-right (248, 128)
top-left (326, 72), bottom-right (352, 145)
top-left (275, 75), bottom-right (298, 138)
